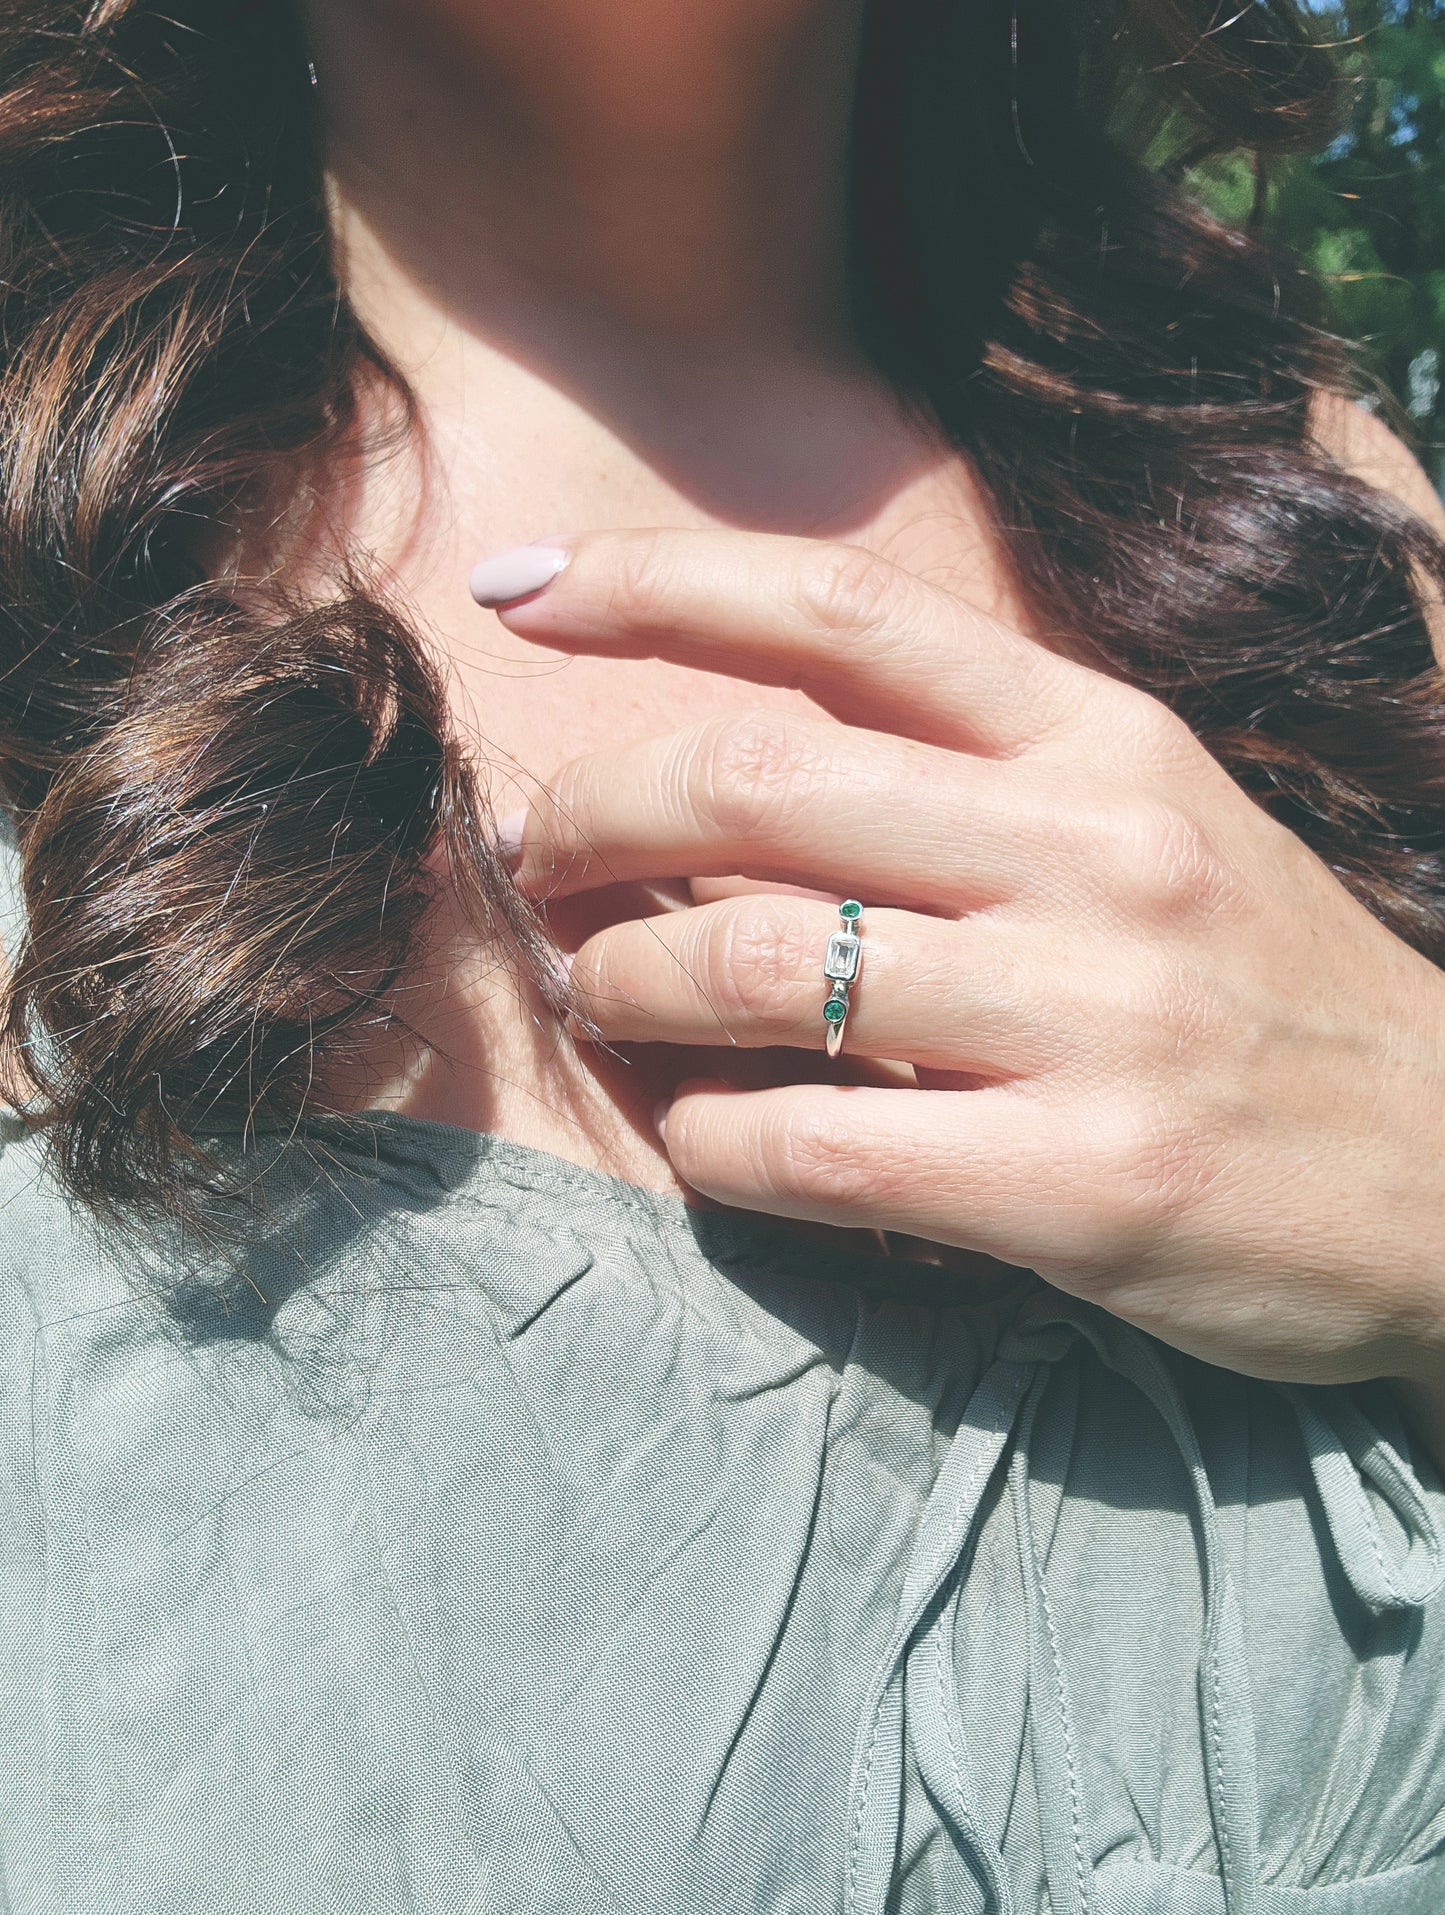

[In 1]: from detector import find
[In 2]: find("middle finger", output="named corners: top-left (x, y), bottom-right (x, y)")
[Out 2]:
top-left (512, 708), bottom-right (1037, 912)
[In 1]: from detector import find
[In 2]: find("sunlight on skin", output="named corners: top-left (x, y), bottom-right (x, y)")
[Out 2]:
top-left (300, 0), bottom-right (1021, 1207)
top-left (0, 9), bottom-right (1435, 1335)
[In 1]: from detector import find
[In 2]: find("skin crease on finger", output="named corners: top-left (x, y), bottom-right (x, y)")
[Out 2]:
top-left (300, 0), bottom-right (1031, 1219)
top-left (295, 0), bottom-right (1445, 1421)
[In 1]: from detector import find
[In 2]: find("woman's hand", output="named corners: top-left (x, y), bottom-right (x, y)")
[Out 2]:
top-left (474, 529), bottom-right (1445, 1398)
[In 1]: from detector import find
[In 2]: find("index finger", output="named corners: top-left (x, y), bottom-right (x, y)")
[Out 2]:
top-left (468, 528), bottom-right (1093, 758)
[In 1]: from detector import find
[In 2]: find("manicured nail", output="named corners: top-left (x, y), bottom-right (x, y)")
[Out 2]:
top-left (495, 808), bottom-right (528, 870)
top-left (469, 544), bottom-right (571, 608)
top-left (546, 948), bottom-right (575, 996)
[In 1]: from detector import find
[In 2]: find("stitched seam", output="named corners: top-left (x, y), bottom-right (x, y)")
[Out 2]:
top-left (937, 1623), bottom-right (968, 1810)
top-left (926, 1422), bottom-right (1007, 1805)
top-left (1207, 1634), bottom-right (1235, 1903)
top-left (1036, 1561), bottom-right (1090, 1914)
top-left (934, 1433), bottom-right (1001, 1608)
top-left (845, 1437), bottom-right (990, 1912)
top-left (1139, 1336), bottom-right (1245, 1902)
top-left (1342, 1458), bottom-right (1403, 1602)
top-left (935, 1614), bottom-right (1009, 1913)
top-left (844, 1372), bottom-right (1022, 1915)
top-left (845, 1707), bottom-right (883, 1915)
top-left (1359, 1435), bottom-right (1444, 1583)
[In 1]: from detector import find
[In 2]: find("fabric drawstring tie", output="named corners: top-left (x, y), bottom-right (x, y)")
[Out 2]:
top-left (1281, 1384), bottom-right (1445, 1614)
top-left (842, 1356), bottom-right (1034, 1915)
top-left (1009, 1331), bottom-right (1262, 1915)
top-left (840, 1305), bottom-right (1445, 1915)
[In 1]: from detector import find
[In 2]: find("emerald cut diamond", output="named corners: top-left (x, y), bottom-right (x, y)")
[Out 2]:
top-left (824, 931), bottom-right (860, 982)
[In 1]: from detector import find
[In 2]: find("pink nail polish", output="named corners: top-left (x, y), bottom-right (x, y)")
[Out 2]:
top-left (469, 544), bottom-right (571, 608)
top-left (494, 808), bottom-right (528, 870)
top-left (547, 948), bottom-right (575, 996)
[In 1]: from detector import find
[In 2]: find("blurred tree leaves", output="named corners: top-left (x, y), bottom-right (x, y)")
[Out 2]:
top-left (1192, 1), bottom-right (1445, 489)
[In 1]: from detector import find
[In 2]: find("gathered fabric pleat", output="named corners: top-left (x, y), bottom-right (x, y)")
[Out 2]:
top-left (841, 1299), bottom-right (1445, 1915)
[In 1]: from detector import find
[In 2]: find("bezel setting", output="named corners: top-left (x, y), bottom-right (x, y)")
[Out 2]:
top-left (822, 902), bottom-right (864, 1058)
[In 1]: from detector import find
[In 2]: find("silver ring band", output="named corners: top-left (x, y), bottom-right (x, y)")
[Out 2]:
top-left (822, 900), bottom-right (864, 1058)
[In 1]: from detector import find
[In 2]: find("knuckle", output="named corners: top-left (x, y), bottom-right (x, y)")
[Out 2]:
top-left (766, 1102), bottom-right (878, 1213)
top-left (1099, 953), bottom-right (1216, 1066)
top-left (705, 905), bottom-right (813, 1028)
top-left (1085, 794), bottom-right (1234, 922)
top-left (1059, 1100), bottom-right (1213, 1283)
top-left (520, 764), bottom-right (592, 886)
top-left (536, 757), bottom-right (583, 831)
top-left (607, 529), bottom-right (677, 626)
top-left (1103, 683), bottom-right (1197, 769)
top-left (693, 708), bottom-right (833, 839)
top-left (791, 542), bottom-right (905, 636)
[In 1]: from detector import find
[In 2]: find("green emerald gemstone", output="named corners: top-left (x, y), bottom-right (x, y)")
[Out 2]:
top-left (823, 997), bottom-right (848, 1024)
top-left (839, 899), bottom-right (863, 920)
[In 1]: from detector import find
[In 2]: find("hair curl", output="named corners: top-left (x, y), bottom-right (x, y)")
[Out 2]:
top-left (0, 0), bottom-right (1441, 1218)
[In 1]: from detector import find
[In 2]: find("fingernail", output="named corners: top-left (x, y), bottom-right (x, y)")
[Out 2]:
top-left (545, 948), bottom-right (575, 1001)
top-left (469, 543), bottom-right (571, 608)
top-left (652, 1095), bottom-right (672, 1142)
top-left (495, 808), bottom-right (528, 870)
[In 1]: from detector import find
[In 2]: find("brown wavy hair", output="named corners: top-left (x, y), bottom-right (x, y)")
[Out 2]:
top-left (0, 0), bottom-right (1441, 1218)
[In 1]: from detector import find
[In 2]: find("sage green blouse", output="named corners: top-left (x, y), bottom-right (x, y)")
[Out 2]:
top-left (0, 1099), bottom-right (1442, 1915)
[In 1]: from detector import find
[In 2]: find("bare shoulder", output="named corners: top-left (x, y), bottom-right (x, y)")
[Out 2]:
top-left (1311, 393), bottom-right (1445, 664)
top-left (1310, 392), bottom-right (1445, 536)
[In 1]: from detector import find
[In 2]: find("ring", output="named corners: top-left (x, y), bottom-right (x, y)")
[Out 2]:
top-left (822, 899), bottom-right (864, 1058)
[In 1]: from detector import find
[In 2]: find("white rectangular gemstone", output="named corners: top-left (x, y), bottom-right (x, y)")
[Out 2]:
top-left (824, 931), bottom-right (860, 982)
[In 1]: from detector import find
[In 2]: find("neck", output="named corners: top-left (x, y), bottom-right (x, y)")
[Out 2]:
top-left (298, 0), bottom-right (941, 540)
top-left (304, 0), bottom-right (866, 348)
top-left (289, 2), bottom-right (1001, 1187)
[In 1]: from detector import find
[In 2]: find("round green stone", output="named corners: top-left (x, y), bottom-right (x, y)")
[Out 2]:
top-left (823, 997), bottom-right (848, 1024)
top-left (839, 899), bottom-right (863, 920)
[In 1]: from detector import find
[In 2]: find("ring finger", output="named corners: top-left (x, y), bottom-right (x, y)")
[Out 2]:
top-left (567, 894), bottom-right (1050, 1073)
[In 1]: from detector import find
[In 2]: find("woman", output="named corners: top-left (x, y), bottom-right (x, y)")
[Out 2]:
top-left (0, 0), bottom-right (1443, 1907)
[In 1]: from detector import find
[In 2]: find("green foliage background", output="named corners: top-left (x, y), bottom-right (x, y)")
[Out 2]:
top-left (1194, 0), bottom-right (1445, 491)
